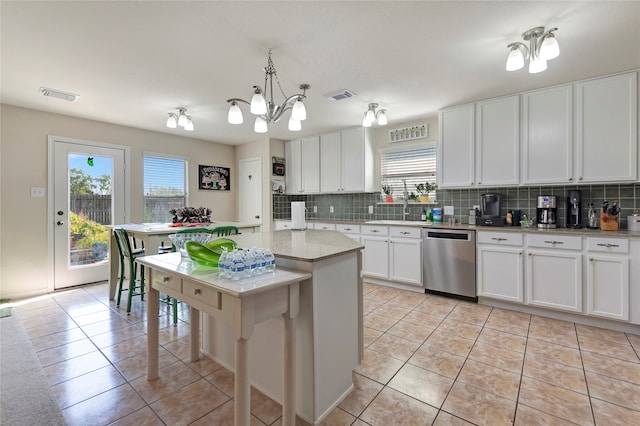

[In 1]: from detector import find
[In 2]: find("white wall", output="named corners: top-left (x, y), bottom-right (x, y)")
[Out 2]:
top-left (0, 104), bottom-right (236, 299)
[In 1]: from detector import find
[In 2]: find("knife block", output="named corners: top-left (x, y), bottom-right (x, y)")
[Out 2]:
top-left (600, 213), bottom-right (619, 231)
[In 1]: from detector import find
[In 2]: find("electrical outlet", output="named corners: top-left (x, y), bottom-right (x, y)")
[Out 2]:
top-left (330, 206), bottom-right (334, 213)
top-left (313, 205), bottom-right (317, 213)
top-left (368, 205), bottom-right (374, 214)
top-left (444, 205), bottom-right (454, 215)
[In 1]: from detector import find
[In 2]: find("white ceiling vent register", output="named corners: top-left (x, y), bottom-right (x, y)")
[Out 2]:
top-left (325, 89), bottom-right (356, 101)
top-left (39, 87), bottom-right (79, 102)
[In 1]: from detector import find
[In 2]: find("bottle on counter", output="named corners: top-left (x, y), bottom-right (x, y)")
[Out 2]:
top-left (421, 209), bottom-right (427, 221)
top-left (587, 203), bottom-right (598, 229)
top-left (263, 249), bottom-right (276, 272)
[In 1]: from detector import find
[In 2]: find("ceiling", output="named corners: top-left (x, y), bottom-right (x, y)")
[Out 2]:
top-left (2, 1), bottom-right (639, 146)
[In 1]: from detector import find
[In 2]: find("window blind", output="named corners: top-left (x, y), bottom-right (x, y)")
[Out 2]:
top-left (380, 145), bottom-right (437, 197)
top-left (143, 155), bottom-right (187, 222)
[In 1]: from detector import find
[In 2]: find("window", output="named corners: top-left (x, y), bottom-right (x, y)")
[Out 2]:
top-left (380, 143), bottom-right (437, 199)
top-left (143, 155), bottom-right (187, 222)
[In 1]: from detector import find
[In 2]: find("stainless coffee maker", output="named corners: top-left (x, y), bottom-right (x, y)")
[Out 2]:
top-left (566, 190), bottom-right (583, 229)
top-left (537, 195), bottom-right (557, 228)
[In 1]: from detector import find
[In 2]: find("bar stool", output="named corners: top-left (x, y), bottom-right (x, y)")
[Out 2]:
top-left (211, 225), bottom-right (240, 236)
top-left (113, 228), bottom-right (145, 314)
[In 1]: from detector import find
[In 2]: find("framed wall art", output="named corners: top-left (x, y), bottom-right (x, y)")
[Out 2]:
top-left (199, 165), bottom-right (230, 191)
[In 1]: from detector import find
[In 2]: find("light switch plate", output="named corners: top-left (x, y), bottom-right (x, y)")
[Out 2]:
top-left (330, 206), bottom-right (334, 213)
top-left (31, 186), bottom-right (45, 197)
top-left (313, 205), bottom-right (317, 213)
top-left (368, 205), bottom-right (374, 214)
top-left (444, 205), bottom-right (454, 215)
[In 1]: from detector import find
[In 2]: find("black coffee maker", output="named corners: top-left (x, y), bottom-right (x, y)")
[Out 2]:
top-left (479, 193), bottom-right (505, 226)
top-left (566, 190), bottom-right (583, 228)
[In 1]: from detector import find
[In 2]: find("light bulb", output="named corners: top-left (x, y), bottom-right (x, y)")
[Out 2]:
top-left (184, 116), bottom-right (194, 131)
top-left (377, 110), bottom-right (388, 126)
top-left (254, 116), bottom-right (268, 133)
top-left (288, 117), bottom-right (301, 131)
top-left (539, 34), bottom-right (559, 60)
top-left (506, 46), bottom-right (525, 71)
top-left (529, 56), bottom-right (547, 74)
top-left (177, 110), bottom-right (188, 127)
top-left (227, 102), bottom-right (243, 124)
top-left (362, 113), bottom-right (372, 127)
top-left (365, 108), bottom-right (376, 123)
top-left (291, 98), bottom-right (307, 121)
top-left (250, 88), bottom-right (267, 115)
top-left (166, 113), bottom-right (177, 128)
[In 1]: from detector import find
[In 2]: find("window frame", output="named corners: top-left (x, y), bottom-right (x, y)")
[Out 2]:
top-left (143, 152), bottom-right (189, 222)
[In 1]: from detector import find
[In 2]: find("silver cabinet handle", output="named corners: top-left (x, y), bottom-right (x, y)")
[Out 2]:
top-left (371, 229), bottom-right (379, 233)
top-left (193, 288), bottom-right (201, 295)
top-left (596, 243), bottom-right (620, 248)
top-left (400, 231), bottom-right (411, 235)
top-left (544, 240), bottom-right (564, 245)
top-left (491, 237), bottom-right (507, 241)
top-left (344, 227), bottom-right (352, 231)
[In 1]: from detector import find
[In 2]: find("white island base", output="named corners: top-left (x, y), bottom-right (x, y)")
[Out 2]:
top-left (202, 231), bottom-right (363, 425)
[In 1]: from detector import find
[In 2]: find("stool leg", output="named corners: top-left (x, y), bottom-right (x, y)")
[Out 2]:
top-left (172, 298), bottom-right (178, 325)
top-left (140, 264), bottom-right (145, 301)
top-left (127, 259), bottom-right (136, 314)
top-left (116, 254), bottom-right (125, 308)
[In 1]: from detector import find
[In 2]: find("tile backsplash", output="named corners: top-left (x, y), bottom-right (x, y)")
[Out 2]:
top-left (272, 183), bottom-right (640, 228)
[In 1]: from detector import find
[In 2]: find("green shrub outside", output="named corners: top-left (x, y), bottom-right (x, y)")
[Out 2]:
top-left (70, 211), bottom-right (108, 249)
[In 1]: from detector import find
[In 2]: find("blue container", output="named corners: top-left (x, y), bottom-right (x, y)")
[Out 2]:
top-left (433, 208), bottom-right (443, 222)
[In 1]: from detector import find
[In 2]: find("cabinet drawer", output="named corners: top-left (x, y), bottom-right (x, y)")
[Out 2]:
top-left (182, 281), bottom-right (223, 311)
top-left (336, 223), bottom-right (360, 234)
top-left (587, 237), bottom-right (629, 254)
top-left (152, 271), bottom-right (181, 292)
top-left (477, 231), bottom-right (523, 246)
top-left (389, 226), bottom-right (421, 238)
top-left (313, 222), bottom-right (336, 231)
top-left (274, 221), bottom-right (292, 230)
top-left (527, 234), bottom-right (582, 250)
top-left (361, 225), bottom-right (389, 236)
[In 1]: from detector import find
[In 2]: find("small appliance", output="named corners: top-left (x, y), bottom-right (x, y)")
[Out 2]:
top-left (479, 193), bottom-right (505, 226)
top-left (566, 190), bottom-right (583, 228)
top-left (537, 195), bottom-right (557, 228)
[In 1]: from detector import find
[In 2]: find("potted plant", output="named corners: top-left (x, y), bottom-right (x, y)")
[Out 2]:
top-left (408, 192), bottom-right (418, 202)
top-left (415, 182), bottom-right (437, 203)
top-left (382, 184), bottom-right (394, 203)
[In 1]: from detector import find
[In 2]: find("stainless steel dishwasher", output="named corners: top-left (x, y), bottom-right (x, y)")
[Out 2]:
top-left (422, 229), bottom-right (477, 300)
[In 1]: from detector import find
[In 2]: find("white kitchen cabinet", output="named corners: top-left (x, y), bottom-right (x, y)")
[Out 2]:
top-left (475, 95), bottom-right (520, 187)
top-left (586, 237), bottom-right (630, 321)
top-left (320, 127), bottom-right (374, 193)
top-left (311, 222), bottom-right (336, 231)
top-left (477, 232), bottom-right (524, 303)
top-left (521, 84), bottom-right (574, 185)
top-left (438, 103), bottom-right (475, 188)
top-left (285, 136), bottom-right (320, 194)
top-left (274, 220), bottom-right (292, 231)
top-left (526, 234), bottom-right (582, 313)
top-left (361, 225), bottom-right (422, 287)
top-left (336, 223), bottom-right (361, 243)
top-left (576, 72), bottom-right (638, 183)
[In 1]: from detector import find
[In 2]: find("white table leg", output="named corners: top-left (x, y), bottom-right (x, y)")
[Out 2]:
top-left (147, 278), bottom-right (160, 380)
top-left (189, 307), bottom-right (200, 362)
top-left (234, 337), bottom-right (250, 426)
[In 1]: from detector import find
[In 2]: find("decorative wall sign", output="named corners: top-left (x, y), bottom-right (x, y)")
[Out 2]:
top-left (199, 165), bottom-right (230, 190)
top-left (272, 156), bottom-right (285, 176)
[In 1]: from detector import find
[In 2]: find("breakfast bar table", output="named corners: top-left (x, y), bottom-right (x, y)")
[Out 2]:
top-left (136, 253), bottom-right (310, 426)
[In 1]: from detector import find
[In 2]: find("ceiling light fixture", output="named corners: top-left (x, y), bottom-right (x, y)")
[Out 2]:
top-left (362, 103), bottom-right (388, 127)
top-left (506, 26), bottom-right (559, 74)
top-left (166, 107), bottom-right (194, 131)
top-left (226, 49), bottom-right (310, 133)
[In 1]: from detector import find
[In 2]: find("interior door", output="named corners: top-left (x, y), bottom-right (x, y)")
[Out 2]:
top-left (52, 139), bottom-right (125, 289)
top-left (239, 157), bottom-right (261, 224)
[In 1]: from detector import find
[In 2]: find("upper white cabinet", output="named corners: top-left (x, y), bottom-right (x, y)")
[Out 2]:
top-left (476, 95), bottom-right (520, 187)
top-left (576, 72), bottom-right (638, 183)
top-left (320, 127), bottom-right (374, 193)
top-left (521, 84), bottom-right (573, 185)
top-left (285, 136), bottom-right (320, 194)
top-left (438, 104), bottom-right (475, 188)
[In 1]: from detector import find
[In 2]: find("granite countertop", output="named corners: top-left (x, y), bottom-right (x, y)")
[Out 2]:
top-left (228, 229), bottom-right (363, 262)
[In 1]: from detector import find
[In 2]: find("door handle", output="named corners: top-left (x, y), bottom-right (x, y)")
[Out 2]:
top-left (57, 220), bottom-right (64, 226)
top-left (254, 215), bottom-right (260, 219)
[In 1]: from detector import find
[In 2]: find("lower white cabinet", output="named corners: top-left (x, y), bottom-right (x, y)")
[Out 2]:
top-left (586, 237), bottom-right (630, 321)
top-left (336, 223), bottom-right (361, 243)
top-left (274, 220), bottom-right (292, 230)
top-left (477, 232), bottom-right (524, 302)
top-left (362, 225), bottom-right (422, 287)
top-left (526, 235), bottom-right (583, 313)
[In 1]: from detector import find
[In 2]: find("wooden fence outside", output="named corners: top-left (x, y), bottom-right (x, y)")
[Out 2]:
top-left (70, 194), bottom-right (111, 225)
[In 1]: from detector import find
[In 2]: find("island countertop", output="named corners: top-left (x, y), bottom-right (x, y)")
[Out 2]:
top-left (225, 229), bottom-right (363, 262)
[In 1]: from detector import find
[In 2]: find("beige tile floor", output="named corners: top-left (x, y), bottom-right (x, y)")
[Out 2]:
top-left (10, 281), bottom-right (640, 425)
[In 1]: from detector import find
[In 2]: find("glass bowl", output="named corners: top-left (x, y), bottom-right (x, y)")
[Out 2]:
top-left (168, 233), bottom-right (212, 257)
top-left (520, 219), bottom-right (534, 228)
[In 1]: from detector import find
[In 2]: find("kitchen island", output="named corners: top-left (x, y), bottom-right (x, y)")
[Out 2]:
top-left (204, 229), bottom-right (364, 425)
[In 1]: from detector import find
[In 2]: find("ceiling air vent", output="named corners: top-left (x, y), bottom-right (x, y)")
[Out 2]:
top-left (325, 89), bottom-right (356, 101)
top-left (39, 87), bottom-right (79, 102)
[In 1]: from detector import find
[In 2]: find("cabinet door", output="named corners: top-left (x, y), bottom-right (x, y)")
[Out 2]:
top-left (361, 236), bottom-right (388, 279)
top-left (341, 127), bottom-right (368, 192)
top-left (389, 238), bottom-right (422, 287)
top-left (438, 104), bottom-right (475, 187)
top-left (477, 246), bottom-right (523, 302)
top-left (526, 249), bottom-right (582, 312)
top-left (521, 85), bottom-right (573, 185)
top-left (476, 96), bottom-right (520, 186)
top-left (587, 255), bottom-right (629, 321)
top-left (285, 139), bottom-right (302, 194)
top-left (576, 72), bottom-right (638, 183)
top-left (301, 136), bottom-right (320, 193)
top-left (320, 132), bottom-right (342, 192)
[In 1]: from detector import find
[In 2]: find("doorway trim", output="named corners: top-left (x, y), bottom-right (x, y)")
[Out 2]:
top-left (47, 135), bottom-right (131, 292)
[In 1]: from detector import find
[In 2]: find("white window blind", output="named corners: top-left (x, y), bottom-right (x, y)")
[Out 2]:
top-left (380, 144), bottom-right (437, 198)
top-left (143, 155), bottom-right (187, 222)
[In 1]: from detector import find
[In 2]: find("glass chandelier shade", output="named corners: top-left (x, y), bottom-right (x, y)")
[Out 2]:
top-left (227, 50), bottom-right (310, 133)
top-left (506, 27), bottom-right (559, 73)
top-left (362, 103), bottom-right (388, 127)
top-left (166, 107), bottom-right (193, 131)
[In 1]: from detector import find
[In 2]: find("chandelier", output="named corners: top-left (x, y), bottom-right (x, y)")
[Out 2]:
top-left (166, 107), bottom-right (194, 131)
top-left (362, 103), bottom-right (388, 127)
top-left (506, 26), bottom-right (559, 74)
top-left (226, 50), bottom-right (310, 133)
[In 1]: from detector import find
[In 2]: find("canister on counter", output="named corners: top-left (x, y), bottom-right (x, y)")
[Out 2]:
top-left (433, 208), bottom-right (442, 222)
top-left (512, 210), bottom-right (521, 226)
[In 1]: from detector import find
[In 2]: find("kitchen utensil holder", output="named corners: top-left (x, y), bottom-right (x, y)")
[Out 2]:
top-left (600, 213), bottom-right (619, 231)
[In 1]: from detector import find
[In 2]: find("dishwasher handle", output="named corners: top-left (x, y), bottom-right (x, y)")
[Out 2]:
top-left (425, 231), bottom-right (470, 241)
